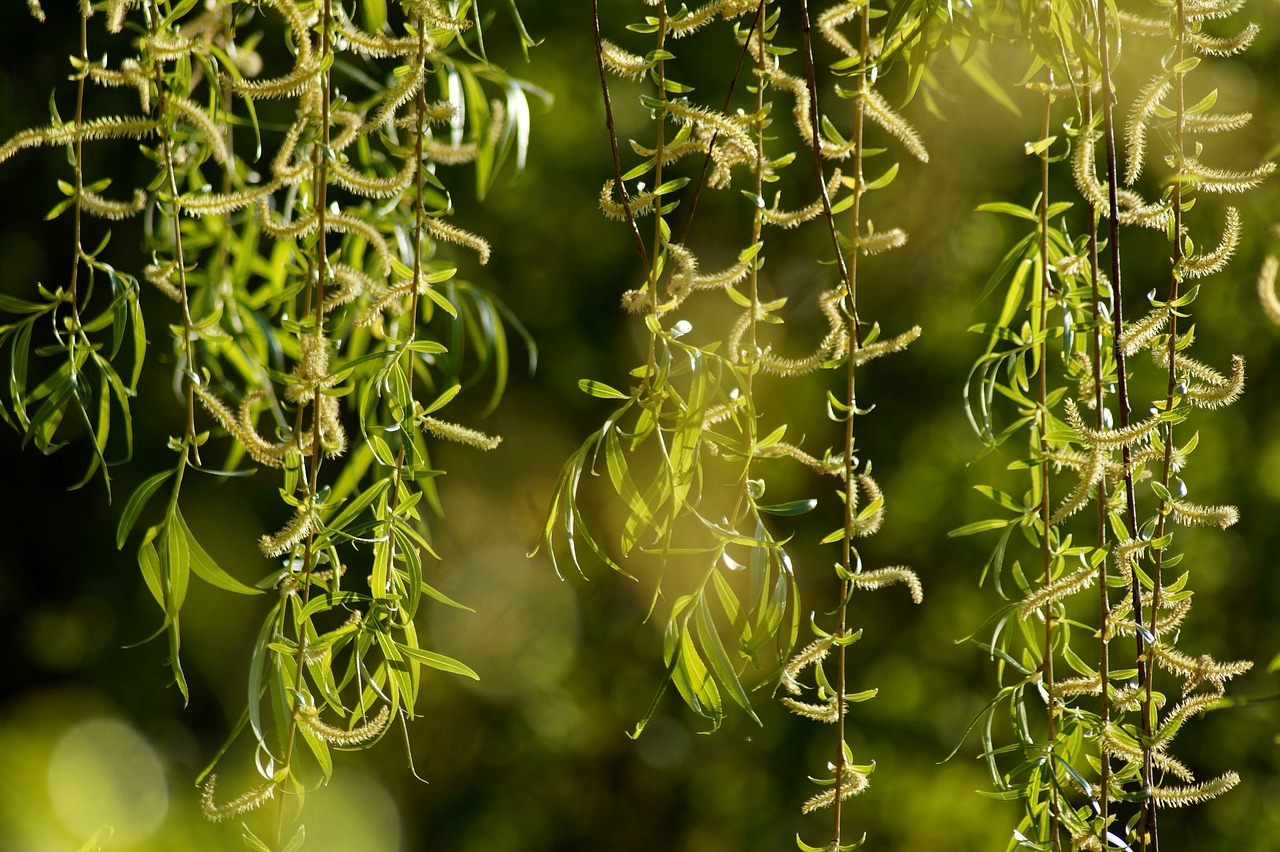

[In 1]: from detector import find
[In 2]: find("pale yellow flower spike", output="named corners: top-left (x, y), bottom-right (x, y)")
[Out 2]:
top-left (82, 188), bottom-right (147, 221)
top-left (231, 58), bottom-right (320, 101)
top-left (1125, 71), bottom-right (1173, 186)
top-left (760, 171), bottom-right (844, 229)
top-left (600, 40), bottom-right (655, 81)
top-left (1119, 305), bottom-right (1172, 357)
top-left (1185, 0), bottom-right (1245, 20)
top-left (850, 567), bottom-right (923, 604)
top-left (1065, 398), bottom-right (1161, 449)
top-left (143, 262), bottom-right (184, 303)
top-left (299, 705), bottom-right (391, 746)
top-left (26, 0), bottom-right (44, 22)
top-left (817, 0), bottom-right (869, 57)
top-left (1048, 447), bottom-right (1106, 525)
top-left (106, 0), bottom-right (143, 32)
top-left (364, 64), bottom-right (426, 133)
top-left (260, 503), bottom-right (317, 557)
top-left (1181, 207), bottom-right (1241, 279)
top-left (599, 180), bottom-right (656, 221)
top-left (263, 0), bottom-right (315, 66)
top-left (861, 88), bottom-right (929, 163)
top-left (1019, 565), bottom-right (1096, 621)
top-left (1188, 23), bottom-right (1258, 57)
top-left (0, 116), bottom-right (157, 167)
top-left (1167, 497), bottom-right (1239, 529)
top-left (1100, 723), bottom-right (1194, 782)
top-left (1185, 110), bottom-right (1252, 134)
top-left (1150, 773), bottom-right (1241, 807)
top-left (1258, 255), bottom-right (1280, 324)
top-left (1151, 644), bottom-right (1252, 692)
top-left (857, 228), bottom-right (908, 256)
top-left (335, 17), bottom-right (421, 58)
top-left (781, 696), bottom-right (841, 723)
top-left (200, 775), bottom-right (277, 822)
top-left (1184, 354), bottom-right (1245, 410)
top-left (780, 635), bottom-right (837, 696)
top-left (664, 100), bottom-right (754, 155)
top-left (1116, 9), bottom-right (1166, 36)
top-left (145, 29), bottom-right (199, 63)
top-left (1183, 158), bottom-right (1277, 194)
top-left (87, 59), bottom-right (151, 113)
top-left (167, 95), bottom-right (234, 170)
top-left (420, 416), bottom-right (502, 451)
top-left (327, 211), bottom-right (395, 275)
top-left (801, 767), bottom-right (870, 814)
top-left (851, 326), bottom-right (922, 367)
top-left (332, 154), bottom-right (418, 199)
top-left (422, 215), bottom-right (493, 266)
top-left (1153, 692), bottom-right (1226, 749)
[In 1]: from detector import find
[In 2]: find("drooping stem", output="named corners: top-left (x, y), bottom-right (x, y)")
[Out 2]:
top-left (147, 0), bottom-right (201, 462)
top-left (68, 9), bottom-right (87, 306)
top-left (591, 0), bottom-right (650, 277)
top-left (276, 1), bottom-right (333, 845)
top-left (1080, 62), bottom-right (1111, 838)
top-left (799, 2), bottom-right (862, 841)
top-left (1095, 1), bottom-right (1158, 846)
top-left (1034, 81), bottom-right (1060, 852)
top-left (1143, 6), bottom-right (1189, 848)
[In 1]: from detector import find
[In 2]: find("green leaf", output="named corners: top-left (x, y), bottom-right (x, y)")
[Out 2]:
top-left (175, 508), bottom-right (262, 595)
top-left (696, 594), bottom-right (759, 723)
top-left (298, 723), bottom-right (333, 780)
top-left (161, 518), bottom-right (191, 616)
top-left (116, 469), bottom-right (175, 550)
top-left (137, 527), bottom-right (165, 612)
top-left (668, 620), bottom-right (722, 726)
top-left (398, 643), bottom-right (480, 680)
top-left (423, 383), bottom-right (461, 416)
top-left (976, 202), bottom-right (1037, 221)
top-left (653, 177), bottom-right (690, 196)
top-left (949, 518), bottom-right (1014, 538)
top-left (360, 0), bottom-right (387, 30)
top-left (758, 499), bottom-right (818, 516)
top-left (578, 379), bottom-right (630, 400)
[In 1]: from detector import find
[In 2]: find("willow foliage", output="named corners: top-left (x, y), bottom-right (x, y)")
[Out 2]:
top-left (955, 0), bottom-right (1268, 848)
top-left (0, 0), bottom-right (537, 847)
top-left (533, 0), bottom-right (993, 846)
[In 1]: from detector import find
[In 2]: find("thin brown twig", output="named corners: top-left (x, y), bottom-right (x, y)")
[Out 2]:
top-left (591, 0), bottom-right (650, 279)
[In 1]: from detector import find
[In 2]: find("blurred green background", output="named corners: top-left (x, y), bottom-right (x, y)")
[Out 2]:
top-left (1, 2), bottom-right (1279, 850)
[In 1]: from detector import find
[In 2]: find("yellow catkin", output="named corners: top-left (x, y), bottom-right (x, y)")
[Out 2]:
top-left (801, 768), bottom-right (870, 814)
top-left (200, 774), bottom-right (276, 822)
top-left (420, 417), bottom-right (502, 451)
top-left (780, 635), bottom-right (836, 695)
top-left (1149, 773), bottom-right (1240, 807)
top-left (1259, 255), bottom-right (1280, 324)
top-left (851, 566), bottom-right (923, 604)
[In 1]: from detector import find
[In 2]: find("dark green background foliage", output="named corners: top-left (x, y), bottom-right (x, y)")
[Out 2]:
top-left (1, 1), bottom-right (1279, 850)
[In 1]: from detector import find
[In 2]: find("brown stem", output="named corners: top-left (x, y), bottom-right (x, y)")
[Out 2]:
top-left (277, 2), bottom-right (333, 846)
top-left (1096, 2), bottom-right (1158, 847)
top-left (1081, 64), bottom-right (1112, 840)
top-left (69, 10), bottom-right (87, 305)
top-left (591, 0), bottom-right (651, 279)
top-left (800, 0), bottom-right (871, 843)
top-left (146, 0), bottom-right (200, 462)
top-left (1035, 82), bottom-right (1060, 852)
